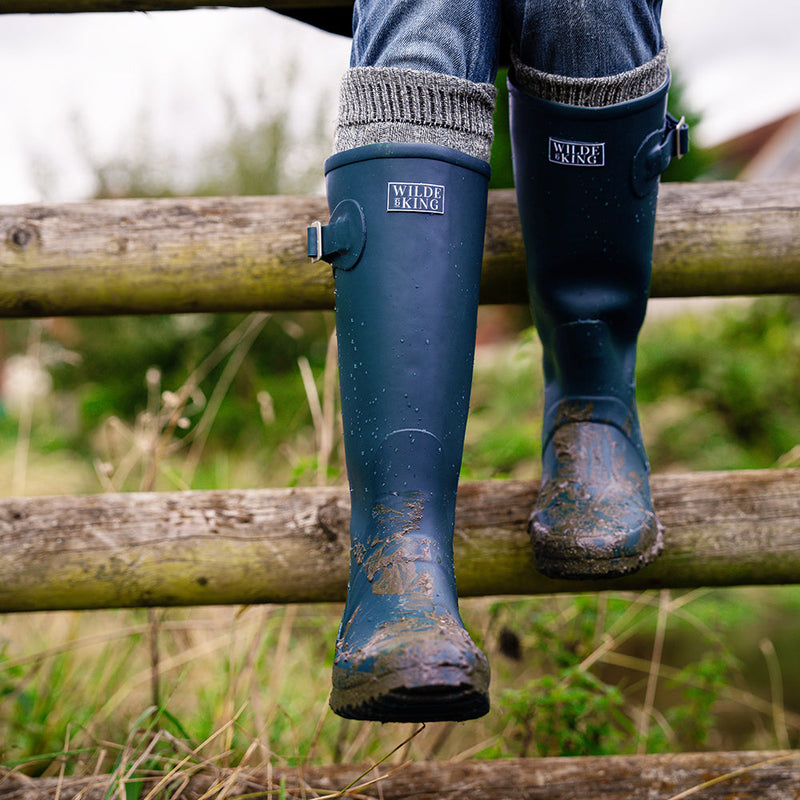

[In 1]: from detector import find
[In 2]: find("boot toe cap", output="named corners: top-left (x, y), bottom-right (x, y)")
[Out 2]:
top-left (531, 421), bottom-right (664, 579)
top-left (331, 612), bottom-right (490, 722)
top-left (530, 505), bottom-right (664, 579)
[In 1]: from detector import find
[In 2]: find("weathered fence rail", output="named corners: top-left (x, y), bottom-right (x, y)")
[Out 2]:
top-left (2, 469), bottom-right (800, 613)
top-left (2, 751), bottom-right (800, 800)
top-left (1, 181), bottom-right (799, 317)
top-left (4, 0), bottom-right (347, 13)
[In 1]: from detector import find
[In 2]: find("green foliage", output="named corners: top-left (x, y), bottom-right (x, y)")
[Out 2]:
top-left (656, 653), bottom-right (734, 752)
top-left (464, 329), bottom-right (543, 479)
top-left (494, 597), bottom-right (634, 757)
top-left (487, 592), bottom-right (748, 758)
top-left (503, 668), bottom-right (630, 757)
top-left (46, 312), bottom-right (333, 453)
top-left (489, 68), bottom-right (514, 190)
top-left (0, 639), bottom-right (115, 772)
top-left (638, 297), bottom-right (800, 470)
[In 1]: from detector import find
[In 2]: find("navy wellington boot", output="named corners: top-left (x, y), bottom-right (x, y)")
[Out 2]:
top-left (308, 143), bottom-right (491, 721)
top-left (509, 76), bottom-right (688, 579)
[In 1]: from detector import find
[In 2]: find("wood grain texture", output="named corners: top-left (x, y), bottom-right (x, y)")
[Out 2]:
top-left (1, 751), bottom-right (798, 799)
top-left (1, 469), bottom-right (799, 612)
top-left (0, 0), bottom-right (344, 11)
top-left (1, 183), bottom-right (798, 317)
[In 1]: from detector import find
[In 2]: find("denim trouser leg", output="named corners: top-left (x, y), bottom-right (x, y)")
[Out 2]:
top-left (503, 0), bottom-right (663, 77)
top-left (350, 0), bottom-right (501, 83)
top-left (350, 0), bottom-right (663, 81)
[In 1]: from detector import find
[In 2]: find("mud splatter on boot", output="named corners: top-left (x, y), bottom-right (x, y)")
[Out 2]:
top-left (530, 417), bottom-right (663, 579)
top-left (331, 490), bottom-right (490, 722)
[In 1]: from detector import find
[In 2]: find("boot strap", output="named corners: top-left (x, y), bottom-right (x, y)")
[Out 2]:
top-left (667, 113), bottom-right (691, 160)
top-left (632, 113), bottom-right (690, 196)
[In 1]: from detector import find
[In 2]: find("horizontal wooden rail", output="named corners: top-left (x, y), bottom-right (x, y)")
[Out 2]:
top-left (1, 469), bottom-right (799, 613)
top-left (2, 751), bottom-right (799, 799)
top-left (1, 182), bottom-right (798, 318)
top-left (1, 0), bottom-right (342, 12)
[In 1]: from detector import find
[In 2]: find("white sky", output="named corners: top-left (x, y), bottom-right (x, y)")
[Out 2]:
top-left (1, 0), bottom-right (799, 205)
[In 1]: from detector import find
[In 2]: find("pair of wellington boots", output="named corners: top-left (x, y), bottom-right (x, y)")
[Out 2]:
top-left (308, 76), bottom-right (687, 722)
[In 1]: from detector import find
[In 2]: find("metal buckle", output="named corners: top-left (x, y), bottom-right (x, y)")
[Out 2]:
top-left (309, 220), bottom-right (323, 263)
top-left (667, 114), bottom-right (689, 160)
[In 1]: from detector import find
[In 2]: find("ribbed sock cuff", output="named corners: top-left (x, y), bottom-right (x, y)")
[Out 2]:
top-left (334, 67), bottom-right (497, 162)
top-left (512, 46), bottom-right (669, 107)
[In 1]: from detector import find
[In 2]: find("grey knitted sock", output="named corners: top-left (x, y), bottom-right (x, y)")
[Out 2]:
top-left (512, 46), bottom-right (669, 108)
top-left (334, 67), bottom-right (497, 163)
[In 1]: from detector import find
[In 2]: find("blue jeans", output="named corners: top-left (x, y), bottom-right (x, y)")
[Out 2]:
top-left (350, 0), bottom-right (663, 83)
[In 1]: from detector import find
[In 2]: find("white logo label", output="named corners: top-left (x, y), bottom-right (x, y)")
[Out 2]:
top-left (549, 138), bottom-right (605, 167)
top-left (387, 182), bottom-right (445, 214)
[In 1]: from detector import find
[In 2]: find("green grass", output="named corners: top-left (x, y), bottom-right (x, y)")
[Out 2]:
top-left (3, 588), bottom-right (797, 775)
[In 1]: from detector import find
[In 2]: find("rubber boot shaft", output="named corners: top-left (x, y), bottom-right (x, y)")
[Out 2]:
top-left (320, 143), bottom-right (491, 721)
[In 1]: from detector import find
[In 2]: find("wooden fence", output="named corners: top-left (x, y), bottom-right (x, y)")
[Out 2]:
top-left (1, 183), bottom-right (798, 317)
top-left (2, 2), bottom-right (800, 797)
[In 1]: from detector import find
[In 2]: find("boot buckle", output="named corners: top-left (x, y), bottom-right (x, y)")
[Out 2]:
top-left (307, 199), bottom-right (367, 271)
top-left (308, 221), bottom-right (324, 263)
top-left (632, 114), bottom-right (690, 196)
top-left (667, 114), bottom-right (690, 160)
